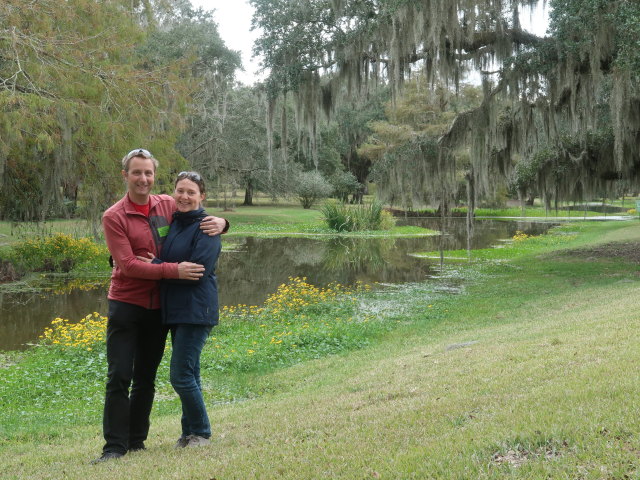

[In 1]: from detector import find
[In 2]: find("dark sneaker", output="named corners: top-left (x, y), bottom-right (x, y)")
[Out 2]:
top-left (185, 435), bottom-right (211, 448)
top-left (174, 436), bottom-right (189, 449)
top-left (128, 442), bottom-right (146, 452)
top-left (91, 451), bottom-right (125, 464)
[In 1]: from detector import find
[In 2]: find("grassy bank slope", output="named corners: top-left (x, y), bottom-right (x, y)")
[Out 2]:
top-left (2, 222), bottom-right (639, 479)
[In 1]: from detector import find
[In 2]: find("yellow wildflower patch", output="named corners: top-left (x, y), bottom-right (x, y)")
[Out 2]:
top-left (512, 230), bottom-right (533, 242)
top-left (39, 312), bottom-right (107, 349)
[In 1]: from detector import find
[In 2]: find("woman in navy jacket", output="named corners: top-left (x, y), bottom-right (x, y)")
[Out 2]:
top-left (142, 171), bottom-right (221, 448)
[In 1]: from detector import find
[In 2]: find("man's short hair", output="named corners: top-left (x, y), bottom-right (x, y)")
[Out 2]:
top-left (122, 148), bottom-right (159, 171)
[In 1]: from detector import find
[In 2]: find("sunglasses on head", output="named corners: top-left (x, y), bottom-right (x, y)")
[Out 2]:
top-left (124, 148), bottom-right (153, 161)
top-left (177, 171), bottom-right (202, 181)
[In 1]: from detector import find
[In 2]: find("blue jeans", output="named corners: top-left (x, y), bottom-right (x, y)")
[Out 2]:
top-left (170, 325), bottom-right (212, 438)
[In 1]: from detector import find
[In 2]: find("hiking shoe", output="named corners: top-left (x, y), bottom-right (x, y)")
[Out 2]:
top-left (91, 451), bottom-right (124, 464)
top-left (185, 435), bottom-right (211, 448)
top-left (174, 436), bottom-right (189, 449)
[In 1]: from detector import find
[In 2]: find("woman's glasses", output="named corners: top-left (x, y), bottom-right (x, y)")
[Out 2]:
top-left (177, 171), bottom-right (202, 181)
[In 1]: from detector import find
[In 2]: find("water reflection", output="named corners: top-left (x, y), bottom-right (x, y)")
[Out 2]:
top-left (0, 218), bottom-right (555, 351)
top-left (0, 284), bottom-right (109, 351)
top-left (220, 236), bottom-right (438, 310)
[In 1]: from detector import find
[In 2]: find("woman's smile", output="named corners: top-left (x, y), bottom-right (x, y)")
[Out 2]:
top-left (174, 178), bottom-right (205, 212)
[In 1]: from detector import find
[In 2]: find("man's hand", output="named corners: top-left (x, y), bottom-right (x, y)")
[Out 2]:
top-left (178, 262), bottom-right (205, 280)
top-left (200, 216), bottom-right (228, 236)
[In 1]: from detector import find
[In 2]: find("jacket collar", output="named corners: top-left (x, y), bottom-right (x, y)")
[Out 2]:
top-left (123, 193), bottom-right (160, 215)
top-left (172, 207), bottom-right (207, 224)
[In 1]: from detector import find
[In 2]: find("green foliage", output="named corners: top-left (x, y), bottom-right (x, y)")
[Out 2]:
top-left (0, 0), bottom-right (240, 224)
top-left (510, 127), bottom-right (615, 204)
top-left (321, 201), bottom-right (395, 232)
top-left (321, 202), bottom-right (355, 232)
top-left (180, 86), bottom-right (268, 207)
top-left (615, 1), bottom-right (640, 74)
top-left (547, 0), bottom-right (640, 73)
top-left (251, 0), bottom-right (338, 96)
top-left (365, 80), bottom-right (482, 209)
top-left (211, 278), bottom-right (387, 372)
top-left (294, 171), bottom-right (334, 209)
top-left (328, 171), bottom-right (361, 202)
top-left (326, 89), bottom-right (390, 186)
top-left (137, 6), bottom-right (240, 77)
top-left (252, 0), bottom-right (640, 211)
top-left (7, 233), bottom-right (107, 273)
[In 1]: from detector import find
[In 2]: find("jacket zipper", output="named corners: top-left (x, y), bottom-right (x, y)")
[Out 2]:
top-left (146, 209), bottom-right (159, 310)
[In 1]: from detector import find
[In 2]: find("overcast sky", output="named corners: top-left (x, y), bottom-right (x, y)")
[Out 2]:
top-left (189, 1), bottom-right (549, 85)
top-left (189, 0), bottom-right (264, 85)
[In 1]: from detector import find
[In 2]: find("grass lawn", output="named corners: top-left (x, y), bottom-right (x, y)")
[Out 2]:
top-left (205, 204), bottom-right (324, 225)
top-left (1, 220), bottom-right (639, 478)
top-left (2, 196), bottom-right (635, 246)
top-left (0, 205), bottom-right (436, 248)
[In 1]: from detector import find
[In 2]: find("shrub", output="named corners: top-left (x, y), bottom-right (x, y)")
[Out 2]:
top-left (10, 233), bottom-right (106, 272)
top-left (379, 209), bottom-right (396, 230)
top-left (321, 201), bottom-right (396, 232)
top-left (329, 171), bottom-right (361, 202)
top-left (294, 171), bottom-right (334, 209)
top-left (0, 259), bottom-right (20, 282)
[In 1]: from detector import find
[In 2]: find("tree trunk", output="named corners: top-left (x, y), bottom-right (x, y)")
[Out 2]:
top-left (466, 170), bottom-right (475, 255)
top-left (243, 179), bottom-right (254, 206)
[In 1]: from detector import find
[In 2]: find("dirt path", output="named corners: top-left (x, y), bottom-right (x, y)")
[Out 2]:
top-left (559, 241), bottom-right (640, 263)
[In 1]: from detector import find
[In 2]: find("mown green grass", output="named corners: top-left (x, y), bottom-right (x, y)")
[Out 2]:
top-left (0, 204), bottom-right (435, 248)
top-left (207, 204), bottom-right (324, 226)
top-left (456, 206), bottom-right (625, 217)
top-left (210, 205), bottom-right (435, 237)
top-left (1, 221), bottom-right (639, 478)
top-left (0, 207), bottom-right (320, 246)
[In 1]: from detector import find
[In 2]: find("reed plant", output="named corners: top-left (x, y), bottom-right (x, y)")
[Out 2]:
top-left (321, 201), bottom-right (395, 232)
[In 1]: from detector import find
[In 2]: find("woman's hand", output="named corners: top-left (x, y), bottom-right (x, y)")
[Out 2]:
top-left (136, 252), bottom-right (155, 263)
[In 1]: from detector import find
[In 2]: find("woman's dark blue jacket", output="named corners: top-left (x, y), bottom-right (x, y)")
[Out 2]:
top-left (154, 208), bottom-right (221, 326)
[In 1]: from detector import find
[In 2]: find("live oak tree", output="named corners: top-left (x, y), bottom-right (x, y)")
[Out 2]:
top-left (251, 0), bottom-right (640, 209)
top-left (361, 80), bottom-right (483, 212)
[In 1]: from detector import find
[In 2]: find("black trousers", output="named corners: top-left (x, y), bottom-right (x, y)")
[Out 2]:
top-left (102, 300), bottom-right (169, 454)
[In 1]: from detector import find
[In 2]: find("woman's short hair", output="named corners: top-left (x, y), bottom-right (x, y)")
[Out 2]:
top-left (175, 171), bottom-right (206, 195)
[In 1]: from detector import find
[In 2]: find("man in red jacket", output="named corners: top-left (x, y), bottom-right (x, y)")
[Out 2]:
top-left (93, 148), bottom-right (228, 463)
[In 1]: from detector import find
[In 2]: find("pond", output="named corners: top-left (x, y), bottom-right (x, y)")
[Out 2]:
top-left (0, 218), bottom-right (556, 351)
